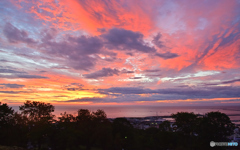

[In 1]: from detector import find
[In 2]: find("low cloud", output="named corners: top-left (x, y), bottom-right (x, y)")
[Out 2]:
top-left (2, 24), bottom-right (168, 71)
top-left (61, 97), bottom-right (105, 102)
top-left (16, 74), bottom-right (48, 79)
top-left (40, 33), bottom-right (103, 71)
top-left (0, 68), bottom-right (26, 74)
top-left (152, 33), bottom-right (165, 48)
top-left (83, 67), bottom-right (136, 79)
top-left (222, 79), bottom-right (240, 84)
top-left (83, 67), bottom-right (120, 79)
top-left (143, 69), bottom-right (161, 72)
top-left (156, 52), bottom-right (179, 59)
top-left (0, 84), bottom-right (25, 89)
top-left (102, 28), bottom-right (156, 53)
top-left (99, 86), bottom-right (240, 99)
top-left (203, 78), bottom-right (240, 86)
top-left (121, 69), bottom-right (134, 74)
top-left (3, 23), bottom-right (36, 45)
top-left (0, 91), bottom-right (22, 94)
top-left (64, 83), bottom-right (84, 91)
top-left (129, 77), bottom-right (142, 79)
top-left (56, 86), bottom-right (240, 103)
top-left (0, 67), bottom-right (48, 79)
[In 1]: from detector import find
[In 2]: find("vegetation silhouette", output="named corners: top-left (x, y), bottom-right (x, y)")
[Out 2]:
top-left (0, 101), bottom-right (239, 150)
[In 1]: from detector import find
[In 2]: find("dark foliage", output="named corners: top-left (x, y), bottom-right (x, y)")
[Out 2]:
top-left (0, 101), bottom-right (238, 150)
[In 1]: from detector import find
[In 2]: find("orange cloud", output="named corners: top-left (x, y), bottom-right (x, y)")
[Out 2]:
top-left (11, 0), bottom-right (157, 35)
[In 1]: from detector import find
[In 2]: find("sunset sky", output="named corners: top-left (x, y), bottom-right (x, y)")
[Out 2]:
top-left (0, 0), bottom-right (240, 106)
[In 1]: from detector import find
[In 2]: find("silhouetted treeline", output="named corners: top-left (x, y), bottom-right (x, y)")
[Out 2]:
top-left (0, 101), bottom-right (238, 150)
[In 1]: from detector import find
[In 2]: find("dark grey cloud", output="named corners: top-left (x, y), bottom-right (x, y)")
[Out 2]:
top-left (0, 59), bottom-right (17, 63)
top-left (59, 86), bottom-right (240, 103)
top-left (129, 77), bottom-right (142, 79)
top-left (99, 87), bottom-right (155, 95)
top-left (3, 23), bottom-right (36, 45)
top-left (126, 52), bottom-right (134, 56)
top-left (53, 95), bottom-right (70, 98)
top-left (0, 84), bottom-right (25, 89)
top-left (222, 79), bottom-right (240, 84)
top-left (66, 88), bottom-right (82, 91)
top-left (61, 97), bottom-right (105, 102)
top-left (0, 68), bottom-right (26, 74)
top-left (143, 69), bottom-right (161, 72)
top-left (64, 83), bottom-right (84, 91)
top-left (152, 33), bottom-right (179, 59)
top-left (2, 23), bottom-right (175, 71)
top-left (40, 28), bottom-right (58, 42)
top-left (16, 74), bottom-right (48, 79)
top-left (152, 33), bottom-right (165, 48)
top-left (142, 69), bottom-right (161, 77)
top-left (203, 78), bottom-right (240, 86)
top-left (67, 35), bottom-right (103, 55)
top-left (146, 74), bottom-right (162, 77)
top-left (99, 86), bottom-right (240, 99)
top-left (102, 28), bottom-right (156, 53)
top-left (83, 67), bottom-right (120, 79)
top-left (156, 52), bottom-right (179, 59)
top-left (40, 32), bottom-right (103, 70)
top-left (83, 68), bottom-right (134, 79)
top-left (40, 28), bottom-right (103, 56)
top-left (97, 28), bottom-right (106, 33)
top-left (0, 67), bottom-right (48, 79)
top-left (0, 91), bottom-right (22, 94)
top-left (2, 24), bottom-right (173, 71)
top-left (67, 56), bottom-right (96, 71)
top-left (121, 69), bottom-right (134, 74)
top-left (70, 83), bottom-right (84, 87)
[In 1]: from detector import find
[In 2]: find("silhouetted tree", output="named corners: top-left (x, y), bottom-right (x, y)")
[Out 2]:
top-left (58, 112), bottom-right (76, 123)
top-left (1, 102), bottom-right (237, 150)
top-left (112, 118), bottom-right (134, 150)
top-left (159, 120), bottom-right (172, 132)
top-left (19, 101), bottom-right (55, 149)
top-left (171, 112), bottom-right (199, 136)
top-left (172, 111), bottom-right (236, 149)
top-left (76, 109), bottom-right (111, 150)
top-left (49, 112), bottom-right (77, 150)
top-left (0, 103), bottom-right (28, 147)
top-left (0, 102), bottom-right (15, 146)
top-left (92, 110), bottom-right (113, 150)
top-left (19, 101), bottom-right (55, 123)
top-left (0, 102), bottom-right (14, 126)
top-left (171, 112), bottom-right (201, 149)
top-left (198, 111), bottom-right (235, 145)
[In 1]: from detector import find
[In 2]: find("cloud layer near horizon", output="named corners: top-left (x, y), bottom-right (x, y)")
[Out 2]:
top-left (0, 0), bottom-right (240, 105)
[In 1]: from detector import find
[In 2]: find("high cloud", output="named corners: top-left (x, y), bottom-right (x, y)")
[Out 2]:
top-left (2, 23), bottom-right (168, 70)
top-left (0, 0), bottom-right (240, 105)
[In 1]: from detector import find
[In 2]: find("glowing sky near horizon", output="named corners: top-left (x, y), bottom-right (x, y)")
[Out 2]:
top-left (0, 0), bottom-right (240, 105)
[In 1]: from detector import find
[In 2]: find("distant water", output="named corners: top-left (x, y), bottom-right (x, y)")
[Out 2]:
top-left (12, 105), bottom-right (240, 125)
